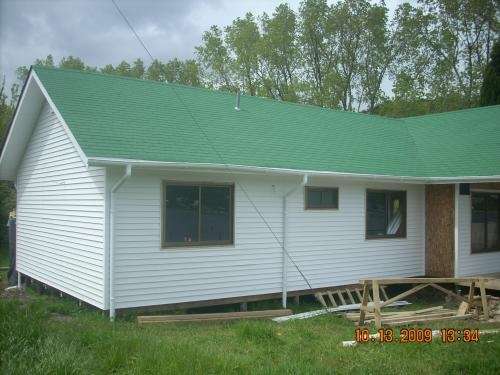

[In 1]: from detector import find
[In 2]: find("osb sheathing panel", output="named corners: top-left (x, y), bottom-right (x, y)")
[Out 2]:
top-left (425, 185), bottom-right (454, 277)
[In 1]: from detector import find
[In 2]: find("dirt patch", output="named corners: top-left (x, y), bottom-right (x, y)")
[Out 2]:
top-left (50, 312), bottom-right (73, 322)
top-left (1, 285), bottom-right (31, 303)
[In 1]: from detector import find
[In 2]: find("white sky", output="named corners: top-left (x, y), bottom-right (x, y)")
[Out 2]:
top-left (0, 0), bottom-right (408, 94)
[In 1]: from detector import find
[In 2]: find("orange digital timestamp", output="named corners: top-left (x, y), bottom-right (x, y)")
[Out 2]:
top-left (355, 328), bottom-right (434, 343)
top-left (354, 328), bottom-right (481, 344)
top-left (440, 328), bottom-right (480, 343)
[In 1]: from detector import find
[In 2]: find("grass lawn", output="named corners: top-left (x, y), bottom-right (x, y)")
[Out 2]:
top-left (0, 246), bottom-right (8, 268)
top-left (1, 278), bottom-right (500, 374)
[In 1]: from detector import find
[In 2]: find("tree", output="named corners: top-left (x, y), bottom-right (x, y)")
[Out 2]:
top-left (359, 2), bottom-right (393, 112)
top-left (0, 74), bottom-right (16, 246)
top-left (101, 64), bottom-right (115, 75)
top-left (59, 56), bottom-right (86, 70)
top-left (480, 39), bottom-right (500, 106)
top-left (225, 13), bottom-right (261, 95)
top-left (114, 61), bottom-right (132, 76)
top-left (130, 59), bottom-right (145, 79)
top-left (260, 3), bottom-right (300, 101)
top-left (145, 59), bottom-right (166, 81)
top-left (196, 25), bottom-right (235, 91)
top-left (164, 59), bottom-right (202, 86)
top-left (299, 0), bottom-right (333, 106)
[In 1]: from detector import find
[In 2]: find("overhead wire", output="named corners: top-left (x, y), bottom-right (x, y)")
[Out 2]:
top-left (110, 0), bottom-right (316, 292)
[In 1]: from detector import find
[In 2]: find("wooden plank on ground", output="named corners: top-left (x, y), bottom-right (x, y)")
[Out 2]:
top-left (381, 311), bottom-right (455, 324)
top-left (359, 277), bottom-right (488, 285)
top-left (138, 309), bottom-right (293, 324)
top-left (382, 314), bottom-right (472, 327)
top-left (346, 306), bottom-right (445, 321)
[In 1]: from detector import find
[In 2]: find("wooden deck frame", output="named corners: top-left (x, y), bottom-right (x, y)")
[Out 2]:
top-left (358, 277), bottom-right (490, 328)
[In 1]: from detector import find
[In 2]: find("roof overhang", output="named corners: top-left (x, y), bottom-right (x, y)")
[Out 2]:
top-left (0, 69), bottom-right (87, 181)
top-left (87, 157), bottom-right (500, 185)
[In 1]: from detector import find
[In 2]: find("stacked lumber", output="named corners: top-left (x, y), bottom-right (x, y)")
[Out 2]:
top-left (137, 309), bottom-right (292, 324)
top-left (351, 305), bottom-right (473, 326)
top-left (488, 296), bottom-right (500, 322)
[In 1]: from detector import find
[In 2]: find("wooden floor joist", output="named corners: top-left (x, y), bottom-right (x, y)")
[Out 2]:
top-left (137, 309), bottom-right (293, 324)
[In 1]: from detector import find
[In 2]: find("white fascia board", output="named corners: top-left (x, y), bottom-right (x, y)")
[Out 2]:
top-left (32, 71), bottom-right (88, 167)
top-left (87, 156), bottom-right (500, 184)
top-left (0, 74), bottom-right (35, 175)
top-left (88, 156), bottom-right (426, 183)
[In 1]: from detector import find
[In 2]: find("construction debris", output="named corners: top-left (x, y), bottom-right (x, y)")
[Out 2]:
top-left (137, 309), bottom-right (292, 324)
top-left (314, 285), bottom-right (389, 308)
top-left (345, 306), bottom-right (446, 323)
top-left (357, 277), bottom-right (490, 328)
top-left (272, 301), bottom-right (410, 323)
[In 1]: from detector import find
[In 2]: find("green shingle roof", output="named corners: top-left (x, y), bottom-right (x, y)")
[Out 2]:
top-left (33, 66), bottom-right (500, 178)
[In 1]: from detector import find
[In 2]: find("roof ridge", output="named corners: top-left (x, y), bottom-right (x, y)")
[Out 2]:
top-left (33, 65), bottom-right (402, 123)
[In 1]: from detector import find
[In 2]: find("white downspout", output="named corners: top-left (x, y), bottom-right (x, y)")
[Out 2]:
top-left (109, 164), bottom-right (132, 321)
top-left (282, 174), bottom-right (308, 308)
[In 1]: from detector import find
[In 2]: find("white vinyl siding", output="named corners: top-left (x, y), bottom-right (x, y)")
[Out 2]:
top-left (112, 170), bottom-right (425, 309)
top-left (16, 101), bottom-right (106, 308)
top-left (456, 191), bottom-right (500, 276)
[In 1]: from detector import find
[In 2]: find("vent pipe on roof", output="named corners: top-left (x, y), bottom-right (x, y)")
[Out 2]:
top-left (235, 91), bottom-right (241, 111)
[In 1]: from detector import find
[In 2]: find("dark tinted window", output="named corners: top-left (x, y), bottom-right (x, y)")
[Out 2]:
top-left (164, 184), bottom-right (233, 247)
top-left (366, 190), bottom-right (406, 239)
top-left (165, 185), bottom-right (199, 243)
top-left (305, 187), bottom-right (339, 209)
top-left (201, 186), bottom-right (232, 241)
top-left (471, 192), bottom-right (500, 253)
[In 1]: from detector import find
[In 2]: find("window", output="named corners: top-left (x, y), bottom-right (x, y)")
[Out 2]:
top-left (471, 192), bottom-right (500, 253)
top-left (305, 187), bottom-right (339, 209)
top-left (366, 190), bottom-right (406, 239)
top-left (162, 183), bottom-right (234, 247)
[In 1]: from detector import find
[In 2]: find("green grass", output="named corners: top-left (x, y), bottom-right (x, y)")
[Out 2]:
top-left (0, 247), bottom-right (8, 268)
top-left (1, 283), bottom-right (500, 374)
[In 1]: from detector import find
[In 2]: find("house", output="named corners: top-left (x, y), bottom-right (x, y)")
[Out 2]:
top-left (1, 66), bottom-right (499, 319)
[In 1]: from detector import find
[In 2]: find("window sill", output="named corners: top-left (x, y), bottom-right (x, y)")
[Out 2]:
top-left (470, 249), bottom-right (500, 255)
top-left (365, 235), bottom-right (407, 240)
top-left (161, 242), bottom-right (235, 251)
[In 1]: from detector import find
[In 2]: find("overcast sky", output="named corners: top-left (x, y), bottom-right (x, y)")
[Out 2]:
top-left (0, 0), bottom-right (406, 93)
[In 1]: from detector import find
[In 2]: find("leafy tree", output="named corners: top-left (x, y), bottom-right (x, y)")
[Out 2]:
top-left (359, 2), bottom-right (393, 112)
top-left (59, 56), bottom-right (86, 70)
top-left (260, 3), bottom-right (299, 101)
top-left (130, 58), bottom-right (145, 79)
top-left (101, 64), bottom-right (116, 75)
top-left (0, 75), bottom-right (16, 246)
top-left (145, 59), bottom-right (166, 81)
top-left (480, 39), bottom-right (500, 106)
top-left (114, 61), bottom-right (132, 76)
top-left (164, 58), bottom-right (202, 86)
top-left (196, 25), bottom-right (235, 91)
top-left (298, 0), bottom-right (333, 106)
top-left (225, 13), bottom-right (261, 95)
